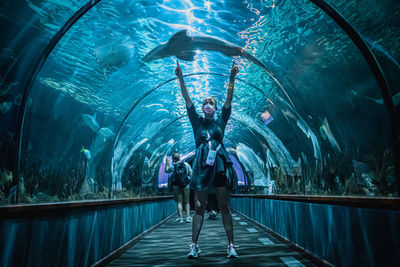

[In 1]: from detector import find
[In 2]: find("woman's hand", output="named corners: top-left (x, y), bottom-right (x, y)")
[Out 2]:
top-left (229, 60), bottom-right (239, 81)
top-left (174, 60), bottom-right (193, 107)
top-left (175, 60), bottom-right (183, 79)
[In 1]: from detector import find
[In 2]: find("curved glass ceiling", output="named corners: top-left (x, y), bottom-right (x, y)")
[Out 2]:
top-left (0, 0), bottom-right (398, 203)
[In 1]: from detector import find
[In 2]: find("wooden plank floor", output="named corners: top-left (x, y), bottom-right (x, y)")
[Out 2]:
top-left (107, 211), bottom-right (325, 266)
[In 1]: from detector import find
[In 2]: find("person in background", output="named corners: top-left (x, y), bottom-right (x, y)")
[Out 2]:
top-left (165, 153), bottom-right (192, 223)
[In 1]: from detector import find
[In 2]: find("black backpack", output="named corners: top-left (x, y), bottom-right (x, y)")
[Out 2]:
top-left (172, 162), bottom-right (190, 188)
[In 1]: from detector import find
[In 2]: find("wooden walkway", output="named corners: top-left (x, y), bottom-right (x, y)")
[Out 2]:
top-left (107, 211), bottom-right (326, 266)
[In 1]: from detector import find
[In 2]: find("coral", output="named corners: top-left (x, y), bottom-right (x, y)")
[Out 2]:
top-left (20, 157), bottom-right (85, 202)
top-left (0, 170), bottom-right (12, 184)
top-left (363, 149), bottom-right (396, 196)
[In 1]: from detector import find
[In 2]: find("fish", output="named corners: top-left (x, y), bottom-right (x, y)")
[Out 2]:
top-left (80, 146), bottom-right (92, 160)
top-left (81, 113), bottom-right (100, 132)
top-left (364, 92), bottom-right (400, 106)
top-left (99, 127), bottom-right (114, 139)
top-left (361, 34), bottom-right (400, 70)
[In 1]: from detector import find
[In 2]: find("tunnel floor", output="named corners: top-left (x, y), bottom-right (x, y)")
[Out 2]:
top-left (106, 211), bottom-right (325, 266)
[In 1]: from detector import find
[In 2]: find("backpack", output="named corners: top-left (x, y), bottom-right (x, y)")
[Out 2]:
top-left (172, 162), bottom-right (190, 188)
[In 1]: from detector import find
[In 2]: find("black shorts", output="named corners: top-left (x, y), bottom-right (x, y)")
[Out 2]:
top-left (213, 172), bottom-right (228, 187)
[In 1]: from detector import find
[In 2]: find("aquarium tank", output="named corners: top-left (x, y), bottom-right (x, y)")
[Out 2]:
top-left (0, 0), bottom-right (399, 204)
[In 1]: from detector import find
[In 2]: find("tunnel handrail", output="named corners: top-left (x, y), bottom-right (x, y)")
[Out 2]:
top-left (0, 195), bottom-right (174, 220)
top-left (231, 194), bottom-right (400, 211)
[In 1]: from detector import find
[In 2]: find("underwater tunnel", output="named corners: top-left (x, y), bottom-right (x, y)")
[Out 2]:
top-left (0, 0), bottom-right (399, 266)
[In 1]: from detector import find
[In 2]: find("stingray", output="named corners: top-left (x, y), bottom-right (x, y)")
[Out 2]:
top-left (94, 36), bottom-right (135, 82)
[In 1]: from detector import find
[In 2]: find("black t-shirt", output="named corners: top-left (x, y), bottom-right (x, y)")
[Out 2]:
top-left (186, 104), bottom-right (231, 147)
top-left (186, 103), bottom-right (233, 191)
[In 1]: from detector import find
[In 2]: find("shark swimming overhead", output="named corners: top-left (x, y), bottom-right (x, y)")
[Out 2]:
top-left (142, 30), bottom-right (292, 106)
top-left (143, 30), bottom-right (269, 72)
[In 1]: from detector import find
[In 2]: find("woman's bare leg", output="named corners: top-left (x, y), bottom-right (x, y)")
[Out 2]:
top-left (192, 190), bottom-right (208, 243)
top-left (215, 186), bottom-right (234, 244)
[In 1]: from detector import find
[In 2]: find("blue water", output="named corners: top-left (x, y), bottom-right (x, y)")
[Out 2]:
top-left (0, 0), bottom-right (399, 203)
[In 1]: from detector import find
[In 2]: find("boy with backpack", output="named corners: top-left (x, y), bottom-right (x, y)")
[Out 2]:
top-left (165, 153), bottom-right (193, 223)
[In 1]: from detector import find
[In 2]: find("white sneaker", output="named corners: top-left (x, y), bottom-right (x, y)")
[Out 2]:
top-left (209, 210), bottom-right (217, 220)
top-left (186, 216), bottom-right (193, 223)
top-left (175, 217), bottom-right (184, 223)
top-left (227, 244), bottom-right (238, 258)
top-left (188, 243), bottom-right (201, 258)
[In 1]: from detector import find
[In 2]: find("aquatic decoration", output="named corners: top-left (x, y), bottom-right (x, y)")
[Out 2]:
top-left (1, 170), bottom-right (13, 184)
top-left (9, 185), bottom-right (17, 202)
top-left (261, 110), bottom-right (274, 125)
top-left (352, 160), bottom-right (376, 195)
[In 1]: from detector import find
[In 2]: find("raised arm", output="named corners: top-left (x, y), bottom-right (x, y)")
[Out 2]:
top-left (175, 60), bottom-right (193, 107)
top-left (223, 60), bottom-right (239, 109)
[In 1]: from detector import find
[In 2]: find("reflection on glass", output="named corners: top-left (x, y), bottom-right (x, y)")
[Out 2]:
top-left (0, 0), bottom-right (397, 205)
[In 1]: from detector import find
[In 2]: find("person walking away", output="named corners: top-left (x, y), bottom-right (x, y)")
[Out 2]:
top-left (166, 153), bottom-right (193, 223)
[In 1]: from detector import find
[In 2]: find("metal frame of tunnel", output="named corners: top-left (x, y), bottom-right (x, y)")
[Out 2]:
top-left (13, 0), bottom-right (400, 203)
top-left (112, 72), bottom-right (276, 148)
top-left (137, 113), bottom-right (277, 187)
top-left (137, 115), bottom-right (239, 185)
top-left (111, 72), bottom-right (303, 190)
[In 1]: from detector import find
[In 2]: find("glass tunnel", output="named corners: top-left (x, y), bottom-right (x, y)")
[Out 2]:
top-left (0, 0), bottom-right (399, 266)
